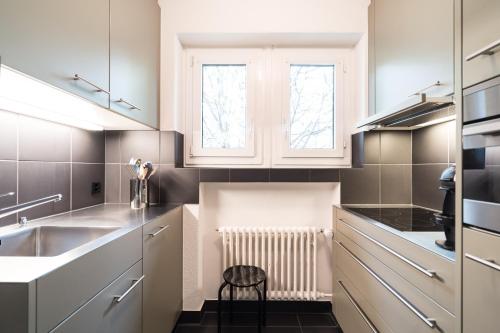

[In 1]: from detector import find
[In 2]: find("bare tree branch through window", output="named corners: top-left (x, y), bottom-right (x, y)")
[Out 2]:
top-left (289, 64), bottom-right (335, 149)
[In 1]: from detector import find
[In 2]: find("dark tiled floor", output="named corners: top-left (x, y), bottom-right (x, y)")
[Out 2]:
top-left (174, 311), bottom-right (342, 333)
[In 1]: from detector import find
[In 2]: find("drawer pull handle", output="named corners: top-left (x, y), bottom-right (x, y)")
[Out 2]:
top-left (465, 253), bottom-right (500, 271)
top-left (465, 38), bottom-right (500, 62)
top-left (114, 275), bottom-right (145, 303)
top-left (339, 219), bottom-right (437, 278)
top-left (148, 225), bottom-right (169, 237)
top-left (337, 241), bottom-right (438, 329)
top-left (73, 74), bottom-right (110, 94)
top-left (338, 280), bottom-right (379, 333)
top-left (115, 98), bottom-right (141, 110)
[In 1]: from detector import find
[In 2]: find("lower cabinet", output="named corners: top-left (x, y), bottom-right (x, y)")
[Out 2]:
top-left (51, 260), bottom-right (143, 333)
top-left (333, 208), bottom-right (455, 333)
top-left (463, 227), bottom-right (500, 333)
top-left (143, 206), bottom-right (183, 333)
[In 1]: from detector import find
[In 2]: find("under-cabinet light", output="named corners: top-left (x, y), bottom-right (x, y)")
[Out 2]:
top-left (0, 65), bottom-right (151, 131)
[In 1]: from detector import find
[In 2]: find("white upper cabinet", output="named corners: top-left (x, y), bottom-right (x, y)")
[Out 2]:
top-left (0, 0), bottom-right (110, 109)
top-left (110, 0), bottom-right (160, 129)
top-left (0, 0), bottom-right (160, 129)
top-left (370, 0), bottom-right (454, 114)
top-left (463, 0), bottom-right (500, 88)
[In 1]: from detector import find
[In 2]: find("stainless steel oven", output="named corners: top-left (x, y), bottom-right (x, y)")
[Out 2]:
top-left (463, 76), bottom-right (500, 233)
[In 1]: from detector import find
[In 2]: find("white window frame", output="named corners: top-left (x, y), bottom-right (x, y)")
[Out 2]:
top-left (185, 49), bottom-right (265, 164)
top-left (273, 49), bottom-right (346, 161)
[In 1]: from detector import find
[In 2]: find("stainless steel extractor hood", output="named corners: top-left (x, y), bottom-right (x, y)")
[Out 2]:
top-left (357, 93), bottom-right (455, 128)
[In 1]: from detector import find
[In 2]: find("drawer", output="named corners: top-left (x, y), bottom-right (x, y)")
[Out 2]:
top-left (51, 260), bottom-right (143, 333)
top-left (334, 269), bottom-right (393, 333)
top-left (335, 232), bottom-right (455, 333)
top-left (463, 227), bottom-right (500, 333)
top-left (37, 227), bottom-right (142, 332)
top-left (337, 209), bottom-right (455, 313)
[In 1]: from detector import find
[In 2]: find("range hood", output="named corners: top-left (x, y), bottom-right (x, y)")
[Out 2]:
top-left (358, 93), bottom-right (455, 128)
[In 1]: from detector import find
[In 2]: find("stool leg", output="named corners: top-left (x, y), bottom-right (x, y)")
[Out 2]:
top-left (218, 282), bottom-right (227, 333)
top-left (255, 286), bottom-right (262, 333)
top-left (263, 279), bottom-right (267, 326)
top-left (229, 285), bottom-right (234, 323)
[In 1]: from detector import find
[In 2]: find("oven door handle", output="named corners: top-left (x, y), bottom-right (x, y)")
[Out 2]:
top-left (463, 118), bottom-right (500, 137)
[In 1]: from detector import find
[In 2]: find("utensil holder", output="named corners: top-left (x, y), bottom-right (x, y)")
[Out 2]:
top-left (130, 179), bottom-right (149, 209)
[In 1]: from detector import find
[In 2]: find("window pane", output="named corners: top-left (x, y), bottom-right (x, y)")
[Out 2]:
top-left (202, 64), bottom-right (247, 149)
top-left (289, 64), bottom-right (335, 149)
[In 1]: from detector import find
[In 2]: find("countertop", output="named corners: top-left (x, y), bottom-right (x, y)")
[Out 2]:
top-left (339, 205), bottom-right (456, 261)
top-left (0, 204), bottom-right (180, 283)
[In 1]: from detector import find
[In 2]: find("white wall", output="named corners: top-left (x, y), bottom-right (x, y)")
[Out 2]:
top-left (158, 0), bottom-right (370, 131)
top-left (182, 182), bottom-right (340, 311)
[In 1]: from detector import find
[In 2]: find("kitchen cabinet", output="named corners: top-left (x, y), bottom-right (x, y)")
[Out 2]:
top-left (0, 0), bottom-right (110, 109)
top-left (143, 206), bottom-right (183, 333)
top-left (333, 207), bottom-right (456, 333)
top-left (51, 260), bottom-right (143, 333)
top-left (370, 0), bottom-right (453, 114)
top-left (463, 0), bottom-right (500, 88)
top-left (110, 0), bottom-right (160, 129)
top-left (463, 227), bottom-right (500, 333)
top-left (37, 227), bottom-right (142, 333)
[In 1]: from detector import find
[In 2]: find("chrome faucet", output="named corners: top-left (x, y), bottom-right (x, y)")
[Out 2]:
top-left (0, 194), bottom-right (63, 224)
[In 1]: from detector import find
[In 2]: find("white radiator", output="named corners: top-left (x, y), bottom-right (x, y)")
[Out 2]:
top-left (218, 226), bottom-right (328, 301)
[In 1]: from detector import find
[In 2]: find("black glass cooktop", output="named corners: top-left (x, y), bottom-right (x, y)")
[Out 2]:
top-left (346, 207), bottom-right (443, 232)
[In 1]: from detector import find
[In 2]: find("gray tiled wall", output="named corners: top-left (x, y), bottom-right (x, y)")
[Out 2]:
top-left (0, 110), bottom-right (105, 227)
top-left (105, 130), bottom-right (343, 205)
top-left (343, 120), bottom-right (456, 211)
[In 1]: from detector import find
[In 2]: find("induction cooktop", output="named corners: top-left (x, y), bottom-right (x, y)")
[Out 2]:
top-left (346, 207), bottom-right (443, 232)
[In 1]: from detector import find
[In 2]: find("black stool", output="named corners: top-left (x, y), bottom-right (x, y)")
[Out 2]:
top-left (217, 265), bottom-right (267, 333)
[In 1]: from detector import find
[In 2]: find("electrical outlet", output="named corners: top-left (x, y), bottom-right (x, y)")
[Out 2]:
top-left (91, 182), bottom-right (102, 195)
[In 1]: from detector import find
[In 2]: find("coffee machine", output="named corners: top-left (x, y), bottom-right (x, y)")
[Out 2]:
top-left (434, 166), bottom-right (456, 251)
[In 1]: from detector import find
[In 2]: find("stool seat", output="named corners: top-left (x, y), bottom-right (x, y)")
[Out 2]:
top-left (223, 265), bottom-right (266, 287)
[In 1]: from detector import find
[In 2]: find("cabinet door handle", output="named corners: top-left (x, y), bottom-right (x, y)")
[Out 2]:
top-left (465, 253), bottom-right (500, 271)
top-left (409, 81), bottom-right (442, 96)
top-left (337, 241), bottom-right (437, 329)
top-left (148, 225), bottom-right (169, 237)
top-left (337, 280), bottom-right (379, 333)
top-left (114, 275), bottom-right (145, 303)
top-left (73, 74), bottom-right (110, 94)
top-left (465, 38), bottom-right (500, 62)
top-left (115, 98), bottom-right (141, 110)
top-left (338, 219), bottom-right (437, 278)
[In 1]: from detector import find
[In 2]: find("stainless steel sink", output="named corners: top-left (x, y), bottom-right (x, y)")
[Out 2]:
top-left (0, 226), bottom-right (120, 257)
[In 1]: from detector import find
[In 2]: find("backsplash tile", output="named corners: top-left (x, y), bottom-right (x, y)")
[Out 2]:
top-left (0, 110), bottom-right (106, 225)
top-left (105, 131), bottom-right (121, 163)
top-left (200, 168), bottom-right (230, 182)
top-left (0, 161), bottom-right (18, 226)
top-left (0, 111), bottom-right (18, 160)
top-left (120, 130), bottom-right (159, 164)
top-left (412, 164), bottom-right (447, 211)
top-left (345, 120), bottom-right (456, 210)
top-left (310, 169), bottom-right (340, 182)
top-left (381, 165), bottom-right (411, 204)
top-left (18, 116), bottom-right (71, 162)
top-left (72, 129), bottom-right (105, 163)
top-left (380, 131), bottom-right (411, 164)
top-left (18, 161), bottom-right (71, 220)
top-left (270, 169), bottom-right (310, 182)
top-left (230, 169), bottom-right (270, 182)
top-left (105, 164), bottom-right (121, 203)
top-left (364, 131), bottom-right (381, 164)
top-left (72, 163), bottom-right (105, 210)
top-left (412, 122), bottom-right (449, 164)
top-left (159, 166), bottom-right (200, 204)
top-left (340, 165), bottom-right (380, 204)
